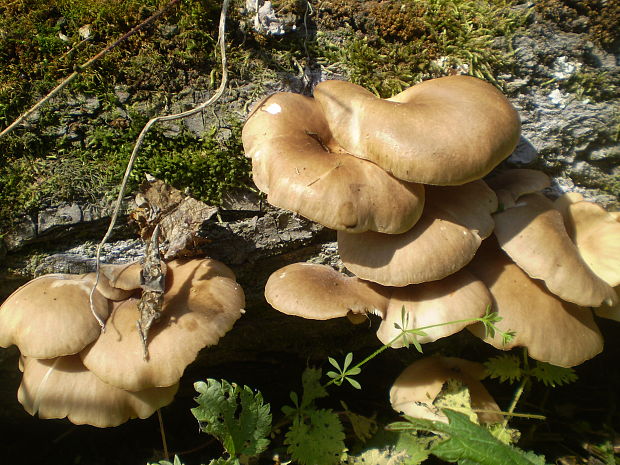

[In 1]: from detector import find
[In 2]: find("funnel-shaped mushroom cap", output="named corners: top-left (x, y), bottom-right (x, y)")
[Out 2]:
top-left (467, 240), bottom-right (603, 367)
top-left (265, 263), bottom-right (388, 319)
top-left (314, 76), bottom-right (520, 185)
top-left (339, 181), bottom-right (497, 286)
top-left (390, 356), bottom-right (502, 424)
top-left (81, 259), bottom-right (244, 391)
top-left (493, 193), bottom-right (617, 307)
top-left (18, 355), bottom-right (178, 427)
top-left (242, 92), bottom-right (425, 233)
top-left (376, 269), bottom-right (491, 348)
top-left (555, 196), bottom-right (620, 287)
top-left (0, 274), bottom-right (111, 358)
top-left (485, 169), bottom-right (551, 209)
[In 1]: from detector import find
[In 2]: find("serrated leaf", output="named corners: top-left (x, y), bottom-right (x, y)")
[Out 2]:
top-left (433, 380), bottom-right (478, 424)
top-left (148, 456), bottom-right (184, 465)
top-left (530, 362), bottom-right (577, 387)
top-left (284, 409), bottom-right (345, 465)
top-left (208, 458), bottom-right (240, 465)
top-left (191, 379), bottom-right (272, 458)
top-left (345, 447), bottom-right (410, 465)
top-left (487, 423), bottom-right (521, 445)
top-left (340, 401), bottom-right (377, 442)
top-left (393, 409), bottom-right (548, 465)
top-left (301, 367), bottom-right (328, 409)
top-left (484, 355), bottom-right (523, 384)
top-left (347, 430), bottom-right (431, 465)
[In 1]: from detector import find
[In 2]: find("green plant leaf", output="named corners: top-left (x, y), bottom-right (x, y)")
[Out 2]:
top-left (208, 458), bottom-right (240, 465)
top-left (346, 377), bottom-right (362, 390)
top-left (484, 354), bottom-right (523, 384)
top-left (433, 380), bottom-right (478, 424)
top-left (148, 456), bottom-right (185, 465)
top-left (529, 362), bottom-right (577, 387)
top-left (191, 379), bottom-right (271, 458)
top-left (301, 367), bottom-right (328, 409)
top-left (340, 401), bottom-right (377, 442)
top-left (390, 409), bottom-right (548, 465)
top-left (284, 409), bottom-right (345, 465)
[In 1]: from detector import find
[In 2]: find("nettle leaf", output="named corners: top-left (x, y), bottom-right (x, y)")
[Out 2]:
top-left (346, 447), bottom-right (411, 465)
top-left (433, 380), bottom-right (478, 424)
top-left (149, 456), bottom-right (185, 465)
top-left (208, 458), bottom-right (240, 465)
top-left (284, 408), bottom-right (345, 465)
top-left (394, 409), bottom-right (548, 465)
top-left (301, 367), bottom-right (328, 409)
top-left (484, 354), bottom-right (523, 384)
top-left (486, 423), bottom-right (521, 445)
top-left (191, 379), bottom-right (272, 458)
top-left (530, 362), bottom-right (577, 387)
top-left (340, 401), bottom-right (377, 442)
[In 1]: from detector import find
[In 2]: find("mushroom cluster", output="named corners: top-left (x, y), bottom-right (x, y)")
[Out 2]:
top-left (244, 76), bottom-right (620, 379)
top-left (0, 258), bottom-right (245, 427)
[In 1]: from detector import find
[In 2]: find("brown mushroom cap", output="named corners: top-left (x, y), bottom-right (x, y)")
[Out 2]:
top-left (555, 196), bottom-right (620, 287)
top-left (493, 193), bottom-right (617, 307)
top-left (265, 263), bottom-right (388, 320)
top-left (485, 169), bottom-right (551, 209)
top-left (0, 274), bottom-right (111, 358)
top-left (376, 269), bottom-right (491, 348)
top-left (595, 286), bottom-right (620, 322)
top-left (390, 356), bottom-right (502, 424)
top-left (338, 181), bottom-right (497, 286)
top-left (242, 92), bottom-right (425, 233)
top-left (81, 259), bottom-right (245, 391)
top-left (18, 355), bottom-right (178, 427)
top-left (313, 76), bottom-right (520, 185)
top-left (99, 260), bottom-right (154, 294)
top-left (467, 239), bottom-right (603, 368)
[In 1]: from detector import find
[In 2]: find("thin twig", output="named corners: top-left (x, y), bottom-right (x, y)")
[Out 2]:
top-left (157, 409), bottom-right (170, 461)
top-left (0, 0), bottom-right (181, 138)
top-left (89, 0), bottom-right (231, 328)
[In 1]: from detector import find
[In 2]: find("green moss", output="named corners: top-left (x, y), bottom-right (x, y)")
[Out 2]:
top-left (316, 0), bottom-right (528, 97)
top-left (534, 0), bottom-right (619, 50)
top-left (560, 70), bottom-right (618, 102)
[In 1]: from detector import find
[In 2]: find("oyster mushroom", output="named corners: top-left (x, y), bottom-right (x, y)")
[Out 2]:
top-left (314, 76), bottom-right (520, 185)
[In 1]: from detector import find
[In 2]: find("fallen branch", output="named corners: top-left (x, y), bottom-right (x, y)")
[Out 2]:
top-left (0, 0), bottom-right (181, 138)
top-left (89, 0), bottom-right (232, 328)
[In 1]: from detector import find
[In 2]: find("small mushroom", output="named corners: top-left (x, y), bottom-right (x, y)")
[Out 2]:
top-left (467, 239), bottom-right (603, 368)
top-left (18, 355), bottom-right (178, 427)
top-left (493, 193), bottom-right (617, 307)
top-left (376, 269), bottom-right (491, 348)
top-left (554, 194), bottom-right (620, 287)
top-left (390, 356), bottom-right (502, 424)
top-left (314, 76), bottom-right (520, 185)
top-left (338, 181), bottom-right (497, 286)
top-left (485, 169), bottom-right (551, 209)
top-left (81, 259), bottom-right (245, 391)
top-left (264, 262), bottom-right (389, 320)
top-left (265, 264), bottom-right (490, 348)
top-left (0, 274), bottom-right (112, 358)
top-left (242, 92), bottom-right (425, 233)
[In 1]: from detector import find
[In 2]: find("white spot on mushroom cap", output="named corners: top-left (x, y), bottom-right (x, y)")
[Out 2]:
top-left (265, 103), bottom-right (282, 115)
